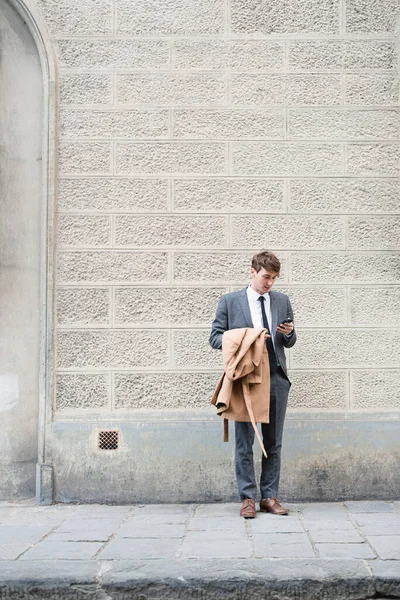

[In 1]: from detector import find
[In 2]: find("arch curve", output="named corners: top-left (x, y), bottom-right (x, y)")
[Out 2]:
top-left (2, 0), bottom-right (57, 503)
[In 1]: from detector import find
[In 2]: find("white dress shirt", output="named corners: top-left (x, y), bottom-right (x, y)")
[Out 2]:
top-left (246, 285), bottom-right (276, 346)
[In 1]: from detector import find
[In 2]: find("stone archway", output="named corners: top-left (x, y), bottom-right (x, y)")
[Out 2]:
top-left (0, 0), bottom-right (56, 502)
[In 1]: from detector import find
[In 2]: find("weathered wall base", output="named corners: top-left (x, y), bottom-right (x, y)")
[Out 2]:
top-left (50, 411), bottom-right (399, 503)
top-left (0, 461), bottom-right (36, 500)
top-left (36, 463), bottom-right (54, 505)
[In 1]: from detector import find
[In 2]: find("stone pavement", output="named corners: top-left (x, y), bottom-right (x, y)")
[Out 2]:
top-left (0, 500), bottom-right (399, 599)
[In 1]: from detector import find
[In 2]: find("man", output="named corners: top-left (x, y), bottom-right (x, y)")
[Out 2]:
top-left (209, 251), bottom-right (296, 518)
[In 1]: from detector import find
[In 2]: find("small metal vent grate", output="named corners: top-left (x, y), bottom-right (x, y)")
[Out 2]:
top-left (98, 430), bottom-right (119, 450)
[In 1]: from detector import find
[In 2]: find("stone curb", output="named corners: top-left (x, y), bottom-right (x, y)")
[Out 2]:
top-left (0, 559), bottom-right (399, 600)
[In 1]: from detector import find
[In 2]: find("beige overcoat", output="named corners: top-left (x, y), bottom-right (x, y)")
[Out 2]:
top-left (211, 327), bottom-right (270, 456)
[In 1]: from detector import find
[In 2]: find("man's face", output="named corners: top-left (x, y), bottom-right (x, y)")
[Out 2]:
top-left (250, 267), bottom-right (279, 295)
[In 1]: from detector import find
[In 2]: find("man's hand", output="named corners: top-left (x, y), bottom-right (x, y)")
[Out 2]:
top-left (276, 321), bottom-right (294, 335)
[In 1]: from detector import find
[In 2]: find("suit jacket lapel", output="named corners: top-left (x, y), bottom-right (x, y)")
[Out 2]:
top-left (269, 291), bottom-right (278, 336)
top-left (237, 288), bottom-right (253, 327)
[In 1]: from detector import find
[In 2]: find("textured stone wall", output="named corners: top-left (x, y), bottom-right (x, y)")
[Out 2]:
top-left (32, 0), bottom-right (400, 416)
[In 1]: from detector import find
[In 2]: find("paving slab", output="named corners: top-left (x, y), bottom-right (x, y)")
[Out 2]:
top-left (182, 529), bottom-right (252, 559)
top-left (118, 512), bottom-right (188, 525)
top-left (187, 516), bottom-right (246, 531)
top-left (249, 515), bottom-right (305, 533)
top-left (45, 530), bottom-right (112, 542)
top-left (182, 538), bottom-right (253, 559)
top-left (352, 513), bottom-right (400, 527)
top-left (195, 503), bottom-right (240, 517)
top-left (98, 536), bottom-right (182, 560)
top-left (19, 540), bottom-right (104, 560)
top-left (308, 528), bottom-right (365, 543)
top-left (0, 506), bottom-right (72, 527)
top-left (316, 542), bottom-right (376, 559)
top-left (0, 542), bottom-right (35, 561)
top-left (0, 502), bottom-right (399, 599)
top-left (185, 529), bottom-right (248, 541)
top-left (116, 520), bottom-right (186, 538)
top-left (57, 514), bottom-right (128, 529)
top-left (303, 518), bottom-right (355, 531)
top-left (0, 525), bottom-right (53, 542)
top-left (299, 503), bottom-right (350, 521)
top-left (133, 504), bottom-right (195, 517)
top-left (253, 532), bottom-right (316, 558)
top-left (345, 501), bottom-right (396, 513)
top-left (0, 526), bottom-right (54, 560)
top-left (367, 535), bottom-right (400, 560)
top-left (360, 523), bottom-right (400, 536)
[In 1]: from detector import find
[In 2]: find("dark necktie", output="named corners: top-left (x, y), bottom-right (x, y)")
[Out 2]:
top-left (258, 295), bottom-right (278, 374)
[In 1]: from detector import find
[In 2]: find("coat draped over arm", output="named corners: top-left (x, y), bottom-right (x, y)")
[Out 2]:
top-left (211, 327), bottom-right (270, 457)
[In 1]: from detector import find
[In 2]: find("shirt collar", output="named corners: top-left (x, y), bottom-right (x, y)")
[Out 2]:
top-left (247, 285), bottom-right (269, 301)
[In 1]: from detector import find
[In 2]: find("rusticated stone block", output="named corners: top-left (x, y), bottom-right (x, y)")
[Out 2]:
top-left (345, 0), bottom-right (400, 33)
top-left (58, 178), bottom-right (168, 212)
top-left (57, 215), bottom-right (111, 247)
top-left (114, 372), bottom-right (220, 409)
top-left (288, 370), bottom-right (347, 409)
top-left (286, 74), bottom-right (342, 106)
top-left (57, 287), bottom-right (110, 325)
top-left (173, 109), bottom-right (285, 139)
top-left (115, 215), bottom-right (227, 247)
top-left (232, 216), bottom-right (344, 249)
top-left (36, 0), bottom-right (112, 35)
top-left (290, 179), bottom-right (400, 213)
top-left (289, 109), bottom-right (400, 140)
top-left (279, 286), bottom-right (346, 327)
top-left (230, 74), bottom-right (341, 106)
top-left (117, 73), bottom-right (226, 106)
top-left (232, 142), bottom-right (343, 176)
top-left (230, 74), bottom-right (285, 106)
top-left (57, 330), bottom-right (168, 369)
top-left (116, 0), bottom-right (224, 34)
top-left (173, 252), bottom-right (287, 283)
top-left (56, 39), bottom-right (169, 69)
top-left (290, 330), bottom-right (398, 368)
top-left (60, 109), bottom-right (169, 139)
top-left (231, 0), bottom-right (339, 34)
top-left (60, 74), bottom-right (112, 105)
top-left (115, 287), bottom-right (226, 326)
top-left (56, 373), bottom-right (110, 410)
top-left (347, 144), bottom-right (400, 176)
top-left (173, 40), bottom-right (284, 70)
top-left (345, 73), bottom-right (400, 105)
top-left (173, 179), bottom-right (284, 212)
top-left (348, 216), bottom-right (400, 250)
top-left (351, 370), bottom-right (400, 409)
top-left (289, 40), bottom-right (395, 70)
top-left (57, 251), bottom-right (168, 284)
top-left (291, 252), bottom-right (400, 284)
top-left (116, 142), bottom-right (226, 174)
top-left (58, 142), bottom-right (112, 175)
top-left (172, 330), bottom-right (223, 369)
top-left (350, 287), bottom-right (400, 325)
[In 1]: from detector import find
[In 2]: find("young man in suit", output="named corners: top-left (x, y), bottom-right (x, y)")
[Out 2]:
top-left (209, 251), bottom-right (296, 518)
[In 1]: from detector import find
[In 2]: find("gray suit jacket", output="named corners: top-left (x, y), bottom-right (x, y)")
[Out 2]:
top-left (209, 287), bottom-right (296, 378)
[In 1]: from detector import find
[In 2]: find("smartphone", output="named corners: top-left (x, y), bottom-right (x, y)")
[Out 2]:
top-left (281, 318), bottom-right (293, 324)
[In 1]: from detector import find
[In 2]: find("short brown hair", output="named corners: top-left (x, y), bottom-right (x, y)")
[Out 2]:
top-left (251, 251), bottom-right (281, 274)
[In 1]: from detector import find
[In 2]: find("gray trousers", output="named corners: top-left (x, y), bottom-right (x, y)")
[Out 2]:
top-left (234, 369), bottom-right (290, 500)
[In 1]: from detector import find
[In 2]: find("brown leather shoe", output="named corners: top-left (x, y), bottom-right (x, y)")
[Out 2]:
top-left (260, 498), bottom-right (289, 515)
top-left (240, 498), bottom-right (256, 518)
